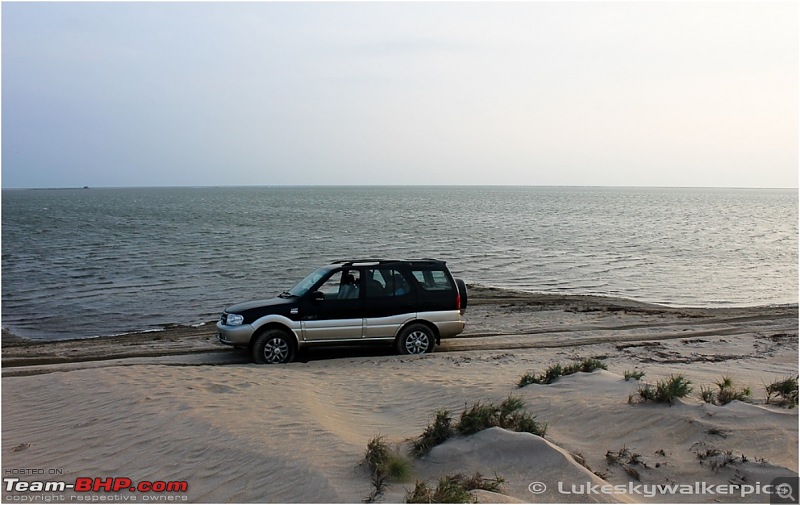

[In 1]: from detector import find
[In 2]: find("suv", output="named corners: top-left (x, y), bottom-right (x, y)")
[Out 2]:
top-left (217, 259), bottom-right (468, 364)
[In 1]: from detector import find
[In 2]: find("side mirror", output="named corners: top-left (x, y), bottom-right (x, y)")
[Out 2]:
top-left (312, 291), bottom-right (325, 303)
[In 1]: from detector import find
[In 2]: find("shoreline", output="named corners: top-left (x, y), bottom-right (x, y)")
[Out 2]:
top-left (3, 284), bottom-right (797, 344)
top-left (2, 285), bottom-right (797, 371)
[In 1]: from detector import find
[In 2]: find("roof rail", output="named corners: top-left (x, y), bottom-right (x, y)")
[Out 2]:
top-left (330, 259), bottom-right (387, 265)
top-left (329, 258), bottom-right (445, 266)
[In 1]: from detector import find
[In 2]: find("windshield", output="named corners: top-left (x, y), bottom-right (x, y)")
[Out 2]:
top-left (287, 266), bottom-right (336, 297)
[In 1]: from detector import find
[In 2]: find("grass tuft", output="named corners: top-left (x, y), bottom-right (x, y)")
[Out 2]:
top-left (567, 358), bottom-right (608, 374)
top-left (410, 410), bottom-right (454, 458)
top-left (634, 374), bottom-right (693, 404)
top-left (458, 402), bottom-right (497, 436)
top-left (605, 446), bottom-right (649, 481)
top-left (693, 443), bottom-right (755, 472)
top-left (700, 376), bottom-right (751, 405)
top-left (410, 396), bottom-right (546, 457)
top-left (518, 359), bottom-right (607, 387)
top-left (456, 395), bottom-right (547, 437)
top-left (624, 369), bottom-right (646, 381)
top-left (404, 473), bottom-right (505, 504)
top-left (364, 435), bottom-right (413, 502)
top-left (765, 376), bottom-right (798, 408)
top-left (384, 455), bottom-right (413, 481)
top-left (700, 386), bottom-right (715, 404)
top-left (365, 435), bottom-right (392, 474)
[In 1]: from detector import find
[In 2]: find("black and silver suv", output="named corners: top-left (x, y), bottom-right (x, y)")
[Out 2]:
top-left (217, 259), bottom-right (467, 364)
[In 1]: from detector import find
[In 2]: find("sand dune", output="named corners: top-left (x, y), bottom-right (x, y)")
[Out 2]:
top-left (415, 427), bottom-right (623, 503)
top-left (2, 288), bottom-right (797, 503)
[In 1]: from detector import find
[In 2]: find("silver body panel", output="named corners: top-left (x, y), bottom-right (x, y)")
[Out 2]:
top-left (363, 313), bottom-right (416, 339)
top-left (302, 317), bottom-right (363, 341)
top-left (216, 311), bottom-right (465, 347)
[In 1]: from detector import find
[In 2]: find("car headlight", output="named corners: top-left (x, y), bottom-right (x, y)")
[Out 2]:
top-left (226, 313), bottom-right (244, 326)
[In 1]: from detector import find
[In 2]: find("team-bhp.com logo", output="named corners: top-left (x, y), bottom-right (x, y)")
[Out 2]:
top-left (5, 477), bottom-right (188, 493)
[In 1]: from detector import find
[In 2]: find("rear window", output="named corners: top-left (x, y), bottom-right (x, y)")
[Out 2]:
top-left (411, 269), bottom-right (453, 291)
top-left (365, 268), bottom-right (411, 298)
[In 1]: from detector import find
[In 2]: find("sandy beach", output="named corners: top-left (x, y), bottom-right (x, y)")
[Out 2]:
top-left (2, 286), bottom-right (797, 503)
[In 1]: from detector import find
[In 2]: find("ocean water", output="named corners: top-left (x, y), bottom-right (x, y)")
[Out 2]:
top-left (2, 186), bottom-right (797, 341)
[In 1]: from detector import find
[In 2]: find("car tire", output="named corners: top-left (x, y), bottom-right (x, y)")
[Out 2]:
top-left (396, 323), bottom-right (436, 355)
top-left (252, 328), bottom-right (296, 364)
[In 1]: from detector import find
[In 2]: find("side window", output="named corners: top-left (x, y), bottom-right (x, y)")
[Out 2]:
top-left (411, 269), bottom-right (453, 291)
top-left (318, 269), bottom-right (360, 300)
top-left (365, 269), bottom-right (410, 298)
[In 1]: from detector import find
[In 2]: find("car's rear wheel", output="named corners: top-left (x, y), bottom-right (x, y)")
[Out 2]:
top-left (396, 323), bottom-right (435, 355)
top-left (252, 329), bottom-right (296, 364)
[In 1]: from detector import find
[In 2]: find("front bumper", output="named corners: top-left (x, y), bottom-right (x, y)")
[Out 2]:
top-left (216, 321), bottom-right (255, 346)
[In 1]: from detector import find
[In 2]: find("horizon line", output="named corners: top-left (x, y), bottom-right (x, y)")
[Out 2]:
top-left (2, 183), bottom-right (798, 191)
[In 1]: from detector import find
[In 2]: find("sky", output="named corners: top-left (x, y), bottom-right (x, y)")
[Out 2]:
top-left (1, 1), bottom-right (798, 189)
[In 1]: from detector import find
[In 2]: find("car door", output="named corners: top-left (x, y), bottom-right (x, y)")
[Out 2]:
top-left (362, 267), bottom-right (416, 338)
top-left (299, 268), bottom-right (364, 341)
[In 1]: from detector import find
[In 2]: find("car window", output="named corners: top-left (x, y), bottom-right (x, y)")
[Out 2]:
top-left (318, 269), bottom-right (360, 300)
top-left (411, 269), bottom-right (453, 291)
top-left (365, 268), bottom-right (410, 298)
top-left (288, 266), bottom-right (335, 296)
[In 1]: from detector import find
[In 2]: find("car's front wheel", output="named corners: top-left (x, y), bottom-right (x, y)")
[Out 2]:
top-left (396, 324), bottom-right (436, 355)
top-left (252, 329), bottom-right (296, 364)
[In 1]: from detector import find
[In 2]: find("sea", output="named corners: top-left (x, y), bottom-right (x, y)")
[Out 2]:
top-left (2, 186), bottom-right (797, 341)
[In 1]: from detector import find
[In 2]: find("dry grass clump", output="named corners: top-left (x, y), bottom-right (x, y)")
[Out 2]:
top-left (457, 396), bottom-right (546, 437)
top-left (410, 396), bottom-right (546, 457)
top-left (631, 374), bottom-right (693, 404)
top-left (700, 376), bottom-right (752, 405)
top-left (765, 376), bottom-right (798, 407)
top-left (692, 442), bottom-right (765, 472)
top-left (605, 446), bottom-right (649, 481)
top-left (410, 410), bottom-right (454, 458)
top-left (364, 435), bottom-right (413, 502)
top-left (623, 369), bottom-right (646, 381)
top-left (518, 358), bottom-right (607, 387)
top-left (405, 473), bottom-right (505, 504)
